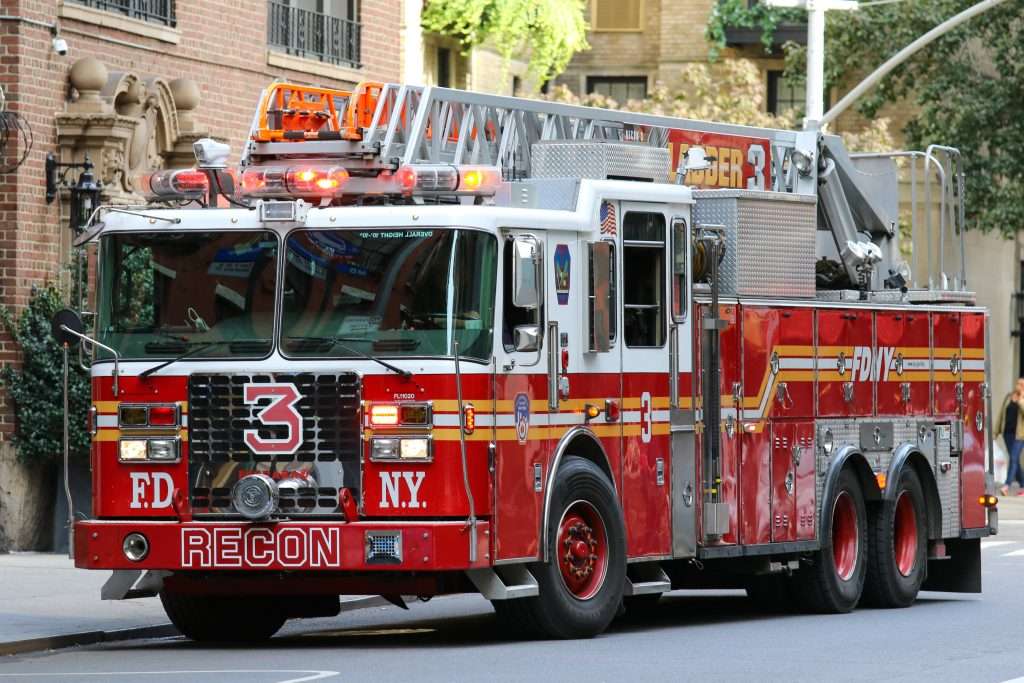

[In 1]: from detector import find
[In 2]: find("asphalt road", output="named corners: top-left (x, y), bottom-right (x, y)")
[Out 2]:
top-left (4, 524), bottom-right (1024, 683)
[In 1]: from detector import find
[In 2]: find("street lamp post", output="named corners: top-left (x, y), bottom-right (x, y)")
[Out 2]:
top-left (764, 0), bottom-right (858, 130)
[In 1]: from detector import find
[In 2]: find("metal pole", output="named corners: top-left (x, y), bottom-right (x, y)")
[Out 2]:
top-left (821, 0), bottom-right (1009, 127)
top-left (63, 343), bottom-right (74, 560)
top-left (805, 3), bottom-right (826, 127)
top-left (453, 341), bottom-right (478, 563)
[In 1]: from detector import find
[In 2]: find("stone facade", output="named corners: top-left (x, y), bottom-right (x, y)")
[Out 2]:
top-left (0, 0), bottom-right (401, 550)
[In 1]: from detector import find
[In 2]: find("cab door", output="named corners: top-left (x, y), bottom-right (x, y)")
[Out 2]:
top-left (493, 233), bottom-right (550, 561)
top-left (619, 205), bottom-right (673, 558)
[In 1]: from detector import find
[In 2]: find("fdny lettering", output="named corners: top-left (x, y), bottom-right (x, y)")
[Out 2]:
top-left (640, 392), bottom-right (653, 444)
top-left (379, 471), bottom-right (426, 509)
top-left (850, 346), bottom-right (897, 382)
top-left (129, 472), bottom-right (173, 509)
top-left (242, 383), bottom-right (304, 455)
top-left (181, 527), bottom-right (340, 568)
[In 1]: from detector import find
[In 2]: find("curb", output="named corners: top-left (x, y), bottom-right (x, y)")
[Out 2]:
top-left (0, 595), bottom-right (388, 657)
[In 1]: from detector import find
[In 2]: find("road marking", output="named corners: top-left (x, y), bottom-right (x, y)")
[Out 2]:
top-left (981, 540), bottom-right (1015, 549)
top-left (0, 671), bottom-right (339, 683)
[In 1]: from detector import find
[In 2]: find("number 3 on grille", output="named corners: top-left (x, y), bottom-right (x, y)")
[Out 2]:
top-left (242, 383), bottom-right (305, 455)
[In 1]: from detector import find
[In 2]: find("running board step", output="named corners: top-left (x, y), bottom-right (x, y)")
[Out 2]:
top-left (624, 563), bottom-right (671, 596)
top-left (466, 565), bottom-right (539, 600)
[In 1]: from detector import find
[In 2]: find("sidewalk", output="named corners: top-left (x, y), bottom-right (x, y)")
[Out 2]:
top-left (0, 553), bottom-right (384, 656)
top-left (0, 552), bottom-right (174, 655)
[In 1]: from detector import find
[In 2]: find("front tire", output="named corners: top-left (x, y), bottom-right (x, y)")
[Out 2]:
top-left (494, 456), bottom-right (626, 639)
top-left (864, 467), bottom-right (927, 607)
top-left (794, 468), bottom-right (868, 613)
top-left (160, 589), bottom-right (286, 642)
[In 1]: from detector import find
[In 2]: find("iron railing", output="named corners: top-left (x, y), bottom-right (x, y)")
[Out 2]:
top-left (268, 1), bottom-right (361, 69)
top-left (67, 0), bottom-right (176, 27)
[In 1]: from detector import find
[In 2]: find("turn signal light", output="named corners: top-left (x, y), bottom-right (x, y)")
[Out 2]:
top-left (369, 404), bottom-right (399, 426)
top-left (979, 494), bottom-right (998, 508)
top-left (875, 473), bottom-right (887, 490)
top-left (604, 399), bottom-right (620, 423)
top-left (584, 403), bottom-right (602, 422)
top-left (463, 404), bottom-right (476, 434)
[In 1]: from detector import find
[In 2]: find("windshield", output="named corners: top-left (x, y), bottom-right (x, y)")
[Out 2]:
top-left (97, 231), bottom-right (277, 359)
top-left (281, 228), bottom-right (497, 361)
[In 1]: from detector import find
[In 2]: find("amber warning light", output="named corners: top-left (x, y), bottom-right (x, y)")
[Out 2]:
top-left (979, 494), bottom-right (998, 508)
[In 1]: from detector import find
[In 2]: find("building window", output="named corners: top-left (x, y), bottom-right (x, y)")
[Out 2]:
top-left (592, 0), bottom-right (643, 31)
top-left (268, 0), bottom-right (361, 68)
top-left (436, 47), bottom-right (452, 88)
top-left (586, 76), bottom-right (647, 103)
top-left (67, 0), bottom-right (176, 27)
top-left (767, 70), bottom-right (805, 116)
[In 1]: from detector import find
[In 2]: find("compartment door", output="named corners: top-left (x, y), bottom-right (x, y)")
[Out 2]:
top-left (817, 309), bottom-right (873, 417)
top-left (932, 312), bottom-right (962, 416)
top-left (770, 421), bottom-right (797, 542)
top-left (961, 312), bottom-right (987, 529)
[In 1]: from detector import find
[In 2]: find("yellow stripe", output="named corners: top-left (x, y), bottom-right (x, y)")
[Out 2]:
top-left (96, 428), bottom-right (188, 442)
top-left (963, 348), bottom-right (985, 359)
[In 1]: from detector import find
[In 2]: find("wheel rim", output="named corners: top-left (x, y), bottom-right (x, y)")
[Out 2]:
top-left (556, 500), bottom-right (608, 600)
top-left (893, 490), bottom-right (919, 577)
top-left (831, 491), bottom-right (859, 582)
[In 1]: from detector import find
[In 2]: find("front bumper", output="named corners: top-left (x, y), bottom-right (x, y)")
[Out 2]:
top-left (74, 519), bottom-right (491, 572)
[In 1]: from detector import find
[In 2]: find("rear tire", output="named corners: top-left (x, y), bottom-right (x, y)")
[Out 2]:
top-left (493, 456), bottom-right (626, 639)
top-left (794, 468), bottom-right (867, 613)
top-left (863, 467), bottom-right (927, 608)
top-left (160, 589), bottom-right (286, 642)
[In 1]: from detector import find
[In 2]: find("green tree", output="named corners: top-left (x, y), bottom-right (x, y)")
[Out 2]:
top-left (421, 0), bottom-right (589, 84)
top-left (785, 0), bottom-right (1024, 235)
top-left (1, 282), bottom-right (90, 464)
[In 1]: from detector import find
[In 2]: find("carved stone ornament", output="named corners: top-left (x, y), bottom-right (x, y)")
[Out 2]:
top-left (55, 57), bottom-right (220, 204)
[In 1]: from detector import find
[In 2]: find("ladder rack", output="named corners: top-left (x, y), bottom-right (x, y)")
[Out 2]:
top-left (243, 82), bottom-right (818, 195)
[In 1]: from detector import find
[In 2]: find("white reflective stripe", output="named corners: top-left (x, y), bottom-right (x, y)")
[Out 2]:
top-left (97, 415), bottom-right (118, 428)
top-left (181, 414), bottom-right (188, 427)
top-left (622, 409), bottom-right (670, 424)
top-left (779, 357), bottom-right (815, 369)
top-left (816, 357), bottom-right (853, 370)
top-left (549, 412), bottom-right (586, 426)
top-left (903, 359), bottom-right (929, 370)
top-left (962, 359), bottom-right (985, 371)
top-left (433, 414), bottom-right (462, 427)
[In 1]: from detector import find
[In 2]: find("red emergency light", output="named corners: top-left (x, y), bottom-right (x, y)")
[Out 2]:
top-left (140, 168), bottom-right (209, 201)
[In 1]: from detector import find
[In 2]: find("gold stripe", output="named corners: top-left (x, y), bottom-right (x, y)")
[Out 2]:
top-left (96, 428), bottom-right (188, 442)
top-left (962, 348), bottom-right (985, 359)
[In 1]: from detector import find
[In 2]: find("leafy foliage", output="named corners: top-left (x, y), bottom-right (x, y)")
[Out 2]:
top-left (421, 0), bottom-right (589, 83)
top-left (544, 59), bottom-right (892, 152)
top-left (785, 0), bottom-right (1024, 235)
top-left (705, 0), bottom-right (805, 58)
top-left (0, 282), bottom-right (90, 464)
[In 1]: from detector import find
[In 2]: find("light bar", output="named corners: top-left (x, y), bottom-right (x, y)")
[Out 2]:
top-left (140, 168), bottom-right (209, 201)
top-left (242, 164), bottom-right (349, 199)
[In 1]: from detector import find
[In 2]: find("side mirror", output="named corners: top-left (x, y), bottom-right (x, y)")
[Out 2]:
top-left (513, 324), bottom-right (540, 353)
top-left (512, 237), bottom-right (541, 309)
top-left (51, 309), bottom-right (85, 347)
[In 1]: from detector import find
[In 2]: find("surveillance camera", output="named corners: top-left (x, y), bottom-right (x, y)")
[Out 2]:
top-left (193, 138), bottom-right (231, 169)
top-left (51, 36), bottom-right (68, 56)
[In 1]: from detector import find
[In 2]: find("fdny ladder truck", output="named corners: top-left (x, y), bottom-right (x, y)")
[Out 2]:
top-left (57, 81), bottom-right (996, 641)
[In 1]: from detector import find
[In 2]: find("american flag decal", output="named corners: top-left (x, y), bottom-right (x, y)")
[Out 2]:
top-left (600, 201), bottom-right (617, 236)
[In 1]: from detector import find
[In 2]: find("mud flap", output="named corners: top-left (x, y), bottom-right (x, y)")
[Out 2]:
top-left (921, 538), bottom-right (980, 593)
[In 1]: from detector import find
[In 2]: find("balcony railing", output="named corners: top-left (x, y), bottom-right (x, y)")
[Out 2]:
top-left (268, 1), bottom-right (361, 69)
top-left (67, 0), bottom-right (176, 27)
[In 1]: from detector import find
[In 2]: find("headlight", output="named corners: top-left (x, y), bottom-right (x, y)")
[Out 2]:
top-left (821, 428), bottom-right (834, 455)
top-left (400, 437), bottom-right (430, 460)
top-left (371, 437), bottom-right (401, 460)
top-left (119, 439), bottom-right (148, 461)
top-left (146, 439), bottom-right (178, 461)
top-left (118, 438), bottom-right (179, 462)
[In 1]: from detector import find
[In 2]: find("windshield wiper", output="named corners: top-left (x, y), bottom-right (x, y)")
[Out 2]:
top-left (285, 336), bottom-right (412, 380)
top-left (139, 339), bottom-right (270, 378)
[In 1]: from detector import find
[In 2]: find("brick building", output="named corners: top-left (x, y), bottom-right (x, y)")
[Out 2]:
top-left (0, 0), bottom-right (402, 550)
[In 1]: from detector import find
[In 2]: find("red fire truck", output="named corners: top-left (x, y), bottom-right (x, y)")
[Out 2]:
top-left (58, 81), bottom-right (996, 641)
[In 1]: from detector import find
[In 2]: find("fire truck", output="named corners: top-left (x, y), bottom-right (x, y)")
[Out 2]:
top-left (57, 81), bottom-right (997, 641)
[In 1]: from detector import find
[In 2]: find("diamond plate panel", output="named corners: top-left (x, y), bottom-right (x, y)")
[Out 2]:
top-left (694, 190), bottom-right (816, 298)
top-left (531, 142), bottom-right (670, 182)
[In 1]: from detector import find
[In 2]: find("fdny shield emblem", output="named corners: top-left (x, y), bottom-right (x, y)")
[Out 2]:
top-left (514, 393), bottom-right (530, 444)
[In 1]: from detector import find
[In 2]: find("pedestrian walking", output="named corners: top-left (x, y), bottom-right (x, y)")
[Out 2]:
top-left (996, 377), bottom-right (1024, 496)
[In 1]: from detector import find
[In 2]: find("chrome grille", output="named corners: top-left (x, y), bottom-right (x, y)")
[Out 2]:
top-left (188, 372), bottom-right (361, 516)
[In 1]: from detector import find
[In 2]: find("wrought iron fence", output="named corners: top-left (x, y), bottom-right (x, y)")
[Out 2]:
top-left (268, 1), bottom-right (361, 69)
top-left (67, 0), bottom-right (176, 27)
